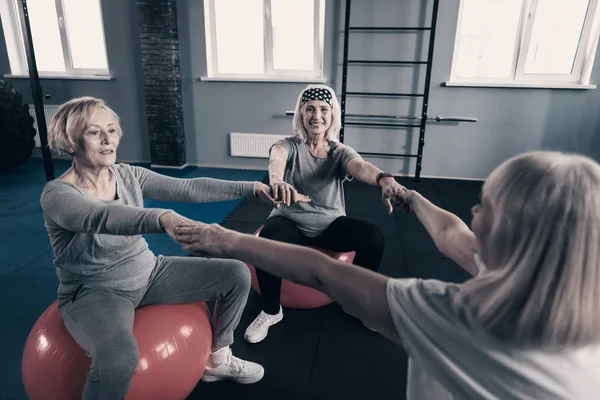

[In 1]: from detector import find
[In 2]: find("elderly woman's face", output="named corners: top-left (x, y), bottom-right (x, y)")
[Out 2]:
top-left (73, 107), bottom-right (120, 168)
top-left (302, 100), bottom-right (332, 138)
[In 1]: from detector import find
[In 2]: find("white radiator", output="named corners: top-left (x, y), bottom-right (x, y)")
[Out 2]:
top-left (29, 105), bottom-right (61, 148)
top-left (229, 133), bottom-right (290, 158)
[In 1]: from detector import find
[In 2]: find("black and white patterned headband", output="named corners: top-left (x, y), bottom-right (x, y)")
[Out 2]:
top-left (301, 88), bottom-right (333, 106)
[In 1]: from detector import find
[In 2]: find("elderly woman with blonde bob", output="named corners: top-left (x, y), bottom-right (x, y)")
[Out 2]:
top-left (176, 151), bottom-right (600, 399)
top-left (40, 97), bottom-right (282, 399)
top-left (243, 84), bottom-right (407, 343)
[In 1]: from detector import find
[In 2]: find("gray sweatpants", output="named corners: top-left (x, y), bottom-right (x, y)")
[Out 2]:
top-left (57, 255), bottom-right (251, 400)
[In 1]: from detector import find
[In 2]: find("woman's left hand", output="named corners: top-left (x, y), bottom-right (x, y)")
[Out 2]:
top-left (379, 177), bottom-right (408, 214)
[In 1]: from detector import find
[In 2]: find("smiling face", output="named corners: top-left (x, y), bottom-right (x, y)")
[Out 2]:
top-left (72, 107), bottom-right (120, 168)
top-left (301, 100), bottom-right (332, 139)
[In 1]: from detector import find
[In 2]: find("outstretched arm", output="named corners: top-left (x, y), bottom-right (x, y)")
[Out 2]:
top-left (345, 157), bottom-right (387, 186)
top-left (268, 144), bottom-right (288, 186)
top-left (41, 184), bottom-right (169, 235)
top-left (399, 190), bottom-right (479, 276)
top-left (175, 223), bottom-right (401, 344)
top-left (130, 165), bottom-right (262, 203)
top-left (345, 157), bottom-right (406, 214)
top-left (267, 144), bottom-right (310, 205)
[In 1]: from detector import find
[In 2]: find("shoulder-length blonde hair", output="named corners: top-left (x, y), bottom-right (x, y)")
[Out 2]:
top-left (457, 151), bottom-right (600, 348)
top-left (48, 96), bottom-right (121, 156)
top-left (292, 84), bottom-right (342, 143)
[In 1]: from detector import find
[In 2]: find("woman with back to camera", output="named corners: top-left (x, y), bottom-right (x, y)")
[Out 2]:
top-left (177, 150), bottom-right (600, 399)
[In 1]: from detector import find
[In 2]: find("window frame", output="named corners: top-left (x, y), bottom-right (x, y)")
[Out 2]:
top-left (447, 0), bottom-right (600, 88)
top-left (203, 0), bottom-right (325, 82)
top-left (3, 0), bottom-right (110, 78)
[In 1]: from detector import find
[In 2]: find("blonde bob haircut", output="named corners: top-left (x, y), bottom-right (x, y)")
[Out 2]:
top-left (292, 84), bottom-right (342, 143)
top-left (48, 96), bottom-right (121, 156)
top-left (457, 151), bottom-right (600, 348)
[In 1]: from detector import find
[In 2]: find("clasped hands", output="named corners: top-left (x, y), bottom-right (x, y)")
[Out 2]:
top-left (159, 180), bottom-right (311, 257)
top-left (262, 179), bottom-right (311, 207)
top-left (378, 177), bottom-right (413, 214)
top-left (159, 211), bottom-right (232, 257)
top-left (162, 178), bottom-right (415, 257)
top-left (266, 178), bottom-right (413, 214)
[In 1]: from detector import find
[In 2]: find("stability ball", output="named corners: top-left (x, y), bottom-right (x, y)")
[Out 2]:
top-left (246, 225), bottom-right (356, 308)
top-left (22, 301), bottom-right (213, 400)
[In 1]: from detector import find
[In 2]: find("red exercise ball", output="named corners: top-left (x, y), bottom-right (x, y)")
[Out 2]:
top-left (22, 301), bottom-right (213, 400)
top-left (247, 225), bottom-right (355, 309)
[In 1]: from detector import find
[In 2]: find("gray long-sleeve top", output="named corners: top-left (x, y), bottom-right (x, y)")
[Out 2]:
top-left (40, 163), bottom-right (257, 294)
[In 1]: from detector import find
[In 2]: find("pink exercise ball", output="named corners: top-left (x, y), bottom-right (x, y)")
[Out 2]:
top-left (247, 225), bottom-right (355, 308)
top-left (22, 301), bottom-right (213, 400)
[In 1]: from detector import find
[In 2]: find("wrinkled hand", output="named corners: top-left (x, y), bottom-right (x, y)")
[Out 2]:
top-left (160, 211), bottom-right (197, 242)
top-left (391, 188), bottom-right (417, 213)
top-left (270, 179), bottom-right (311, 206)
top-left (379, 177), bottom-right (409, 214)
top-left (174, 223), bottom-right (240, 258)
top-left (254, 182), bottom-right (280, 208)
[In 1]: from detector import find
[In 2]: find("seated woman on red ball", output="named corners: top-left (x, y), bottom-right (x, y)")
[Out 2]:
top-left (176, 150), bottom-right (600, 399)
top-left (244, 84), bottom-right (406, 343)
top-left (40, 97), bottom-right (289, 399)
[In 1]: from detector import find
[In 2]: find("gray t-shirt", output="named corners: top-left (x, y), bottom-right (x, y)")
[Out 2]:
top-left (40, 163), bottom-right (256, 293)
top-left (386, 256), bottom-right (600, 399)
top-left (268, 136), bottom-right (361, 237)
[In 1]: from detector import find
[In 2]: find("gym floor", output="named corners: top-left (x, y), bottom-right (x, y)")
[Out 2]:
top-left (1, 157), bottom-right (481, 400)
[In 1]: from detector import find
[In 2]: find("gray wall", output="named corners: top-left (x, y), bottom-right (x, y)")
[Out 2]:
top-left (2, 0), bottom-right (600, 179)
top-left (176, 0), bottom-right (341, 170)
top-left (0, 0), bottom-right (150, 163)
top-left (176, 0), bottom-right (600, 178)
top-left (335, 0), bottom-right (600, 179)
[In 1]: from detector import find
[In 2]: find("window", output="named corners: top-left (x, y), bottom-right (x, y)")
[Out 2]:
top-left (0, 0), bottom-right (109, 77)
top-left (203, 0), bottom-right (325, 81)
top-left (448, 0), bottom-right (600, 87)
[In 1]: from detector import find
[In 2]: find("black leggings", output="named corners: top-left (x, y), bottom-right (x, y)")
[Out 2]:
top-left (256, 215), bottom-right (386, 314)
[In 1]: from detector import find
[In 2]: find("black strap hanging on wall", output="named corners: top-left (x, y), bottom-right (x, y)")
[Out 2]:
top-left (16, 0), bottom-right (55, 181)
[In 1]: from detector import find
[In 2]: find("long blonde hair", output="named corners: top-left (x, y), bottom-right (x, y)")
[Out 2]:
top-left (292, 84), bottom-right (342, 143)
top-left (457, 151), bottom-right (600, 348)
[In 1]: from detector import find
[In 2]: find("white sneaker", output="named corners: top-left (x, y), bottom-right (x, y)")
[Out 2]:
top-left (342, 307), bottom-right (377, 332)
top-left (244, 307), bottom-right (283, 343)
top-left (201, 348), bottom-right (264, 384)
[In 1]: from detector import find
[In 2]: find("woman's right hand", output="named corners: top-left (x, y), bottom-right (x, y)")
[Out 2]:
top-left (270, 179), bottom-right (311, 206)
top-left (160, 211), bottom-right (197, 242)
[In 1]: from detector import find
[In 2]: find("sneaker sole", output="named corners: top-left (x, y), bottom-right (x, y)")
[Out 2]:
top-left (201, 366), bottom-right (265, 384)
top-left (244, 313), bottom-right (284, 344)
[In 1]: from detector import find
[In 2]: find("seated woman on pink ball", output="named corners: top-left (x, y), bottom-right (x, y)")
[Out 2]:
top-left (40, 96), bottom-right (282, 399)
top-left (243, 84), bottom-right (407, 343)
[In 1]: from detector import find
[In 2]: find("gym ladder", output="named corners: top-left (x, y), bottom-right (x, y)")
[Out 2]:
top-left (339, 0), bottom-right (476, 181)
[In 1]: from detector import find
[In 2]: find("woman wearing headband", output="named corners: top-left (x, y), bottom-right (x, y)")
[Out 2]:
top-left (243, 84), bottom-right (406, 343)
